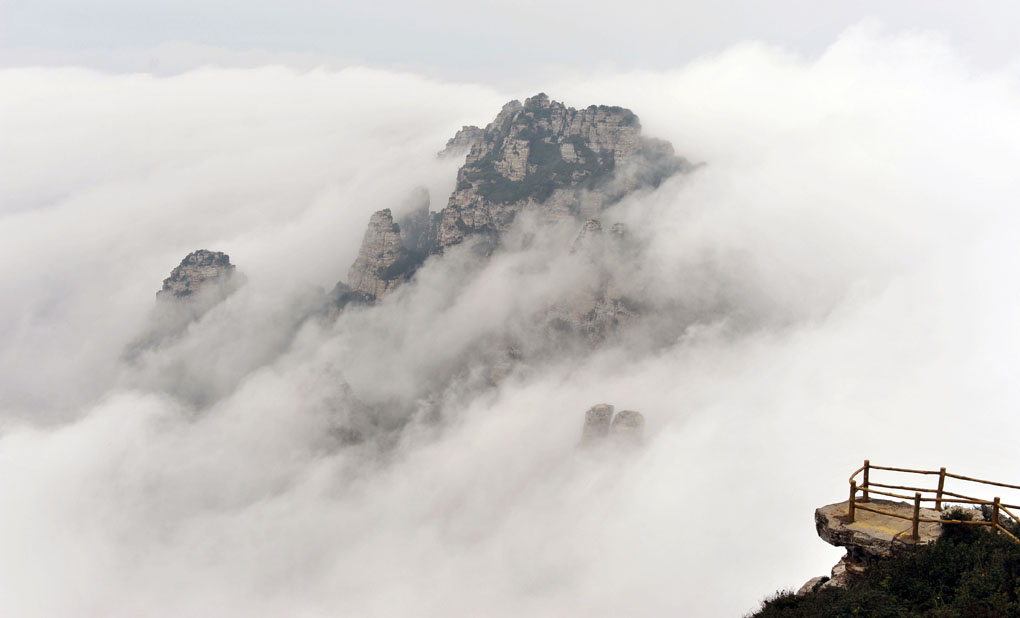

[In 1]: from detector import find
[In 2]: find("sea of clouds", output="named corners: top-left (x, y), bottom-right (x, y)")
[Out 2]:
top-left (2, 25), bottom-right (1020, 617)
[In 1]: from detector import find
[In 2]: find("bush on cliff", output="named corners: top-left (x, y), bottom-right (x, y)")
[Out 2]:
top-left (749, 510), bottom-right (1020, 618)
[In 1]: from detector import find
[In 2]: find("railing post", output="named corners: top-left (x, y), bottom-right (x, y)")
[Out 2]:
top-left (912, 492), bottom-right (921, 541)
top-left (862, 459), bottom-right (870, 503)
top-left (992, 497), bottom-right (1001, 534)
top-left (848, 480), bottom-right (857, 523)
top-left (936, 467), bottom-right (946, 511)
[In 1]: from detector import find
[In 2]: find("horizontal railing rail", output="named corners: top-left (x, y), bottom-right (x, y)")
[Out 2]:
top-left (847, 460), bottom-right (1020, 544)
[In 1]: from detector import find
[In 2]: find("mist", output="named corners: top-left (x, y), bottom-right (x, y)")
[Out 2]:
top-left (3, 26), bottom-right (1020, 617)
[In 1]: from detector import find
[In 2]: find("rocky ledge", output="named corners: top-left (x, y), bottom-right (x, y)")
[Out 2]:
top-left (801, 498), bottom-right (943, 594)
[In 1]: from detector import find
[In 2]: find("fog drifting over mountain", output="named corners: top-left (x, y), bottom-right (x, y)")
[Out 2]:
top-left (3, 26), bottom-right (1020, 617)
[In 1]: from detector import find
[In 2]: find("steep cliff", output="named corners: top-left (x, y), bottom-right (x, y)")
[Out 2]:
top-left (437, 125), bottom-right (483, 159)
top-left (335, 93), bottom-right (694, 329)
top-left (434, 92), bottom-right (690, 251)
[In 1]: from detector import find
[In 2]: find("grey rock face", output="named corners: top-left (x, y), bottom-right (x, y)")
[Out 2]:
top-left (815, 499), bottom-right (942, 561)
top-left (344, 192), bottom-right (436, 302)
top-left (581, 403), bottom-right (614, 444)
top-left (581, 404), bottom-right (644, 447)
top-left (610, 410), bottom-right (645, 443)
top-left (334, 93), bottom-right (694, 342)
top-left (157, 250), bottom-right (236, 300)
top-left (438, 125), bottom-right (484, 159)
top-left (397, 187), bottom-right (438, 254)
top-left (125, 250), bottom-right (242, 362)
top-left (347, 209), bottom-right (418, 301)
top-left (434, 93), bottom-right (691, 252)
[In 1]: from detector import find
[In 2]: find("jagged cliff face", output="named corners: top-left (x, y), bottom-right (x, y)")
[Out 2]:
top-left (435, 92), bottom-right (689, 251)
top-left (338, 94), bottom-right (693, 335)
top-left (346, 209), bottom-right (409, 299)
top-left (157, 250), bottom-right (236, 300)
top-left (343, 187), bottom-right (436, 302)
top-left (437, 125), bottom-right (484, 159)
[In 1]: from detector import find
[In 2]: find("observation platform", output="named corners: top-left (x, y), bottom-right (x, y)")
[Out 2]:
top-left (816, 498), bottom-right (942, 558)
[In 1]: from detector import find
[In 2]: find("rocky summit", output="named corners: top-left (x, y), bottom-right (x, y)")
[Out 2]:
top-left (437, 125), bottom-right (484, 159)
top-left (336, 93), bottom-right (694, 314)
top-left (157, 250), bottom-right (237, 300)
top-left (434, 92), bottom-right (690, 251)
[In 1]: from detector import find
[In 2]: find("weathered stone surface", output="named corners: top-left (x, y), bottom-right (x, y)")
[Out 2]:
top-left (334, 93), bottom-right (694, 340)
top-left (815, 499), bottom-right (942, 560)
top-left (610, 410), bottom-right (645, 443)
top-left (397, 187), bottom-right (435, 254)
top-left (157, 250), bottom-right (237, 300)
top-left (347, 209), bottom-right (417, 300)
top-left (807, 498), bottom-right (944, 591)
top-left (434, 93), bottom-right (692, 253)
top-left (796, 576), bottom-right (828, 597)
top-left (126, 250), bottom-right (242, 361)
top-left (581, 404), bottom-right (645, 447)
top-left (581, 403), bottom-right (614, 444)
top-left (438, 125), bottom-right (484, 159)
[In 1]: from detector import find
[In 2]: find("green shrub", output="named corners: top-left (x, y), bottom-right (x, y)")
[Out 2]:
top-left (750, 518), bottom-right (1020, 618)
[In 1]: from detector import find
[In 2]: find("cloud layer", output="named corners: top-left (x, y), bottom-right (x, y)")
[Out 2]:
top-left (3, 27), bottom-right (1020, 617)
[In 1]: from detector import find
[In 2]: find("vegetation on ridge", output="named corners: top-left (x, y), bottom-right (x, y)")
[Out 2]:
top-left (750, 509), bottom-right (1020, 618)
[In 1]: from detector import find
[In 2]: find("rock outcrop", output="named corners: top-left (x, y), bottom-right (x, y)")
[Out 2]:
top-left (581, 403), bottom-right (614, 444)
top-left (433, 93), bottom-right (690, 252)
top-left (808, 498), bottom-right (944, 590)
top-left (334, 93), bottom-right (695, 338)
top-left (610, 410), bottom-right (645, 443)
top-left (125, 250), bottom-right (242, 361)
top-left (346, 209), bottom-right (418, 300)
top-left (438, 125), bottom-right (484, 159)
top-left (157, 250), bottom-right (237, 300)
top-left (580, 403), bottom-right (644, 447)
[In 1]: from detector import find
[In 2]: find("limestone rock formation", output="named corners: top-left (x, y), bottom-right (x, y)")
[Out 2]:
top-left (125, 250), bottom-right (242, 361)
top-left (610, 410), bottom-right (645, 443)
top-left (438, 125), bottom-right (484, 159)
top-left (581, 403), bottom-right (614, 444)
top-left (346, 209), bottom-right (418, 301)
top-left (581, 404), bottom-right (644, 446)
top-left (157, 250), bottom-right (237, 300)
top-left (434, 93), bottom-right (691, 252)
top-left (333, 94), bottom-right (695, 341)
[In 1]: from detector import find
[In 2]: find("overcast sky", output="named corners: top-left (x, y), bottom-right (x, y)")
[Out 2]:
top-left (3, 0), bottom-right (1020, 80)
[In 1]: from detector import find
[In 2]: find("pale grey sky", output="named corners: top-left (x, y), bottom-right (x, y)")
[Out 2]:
top-left (2, 0), bottom-right (1019, 79)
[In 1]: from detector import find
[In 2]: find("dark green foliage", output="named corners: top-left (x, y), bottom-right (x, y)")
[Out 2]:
top-left (601, 105), bottom-right (639, 127)
top-left (750, 516), bottom-right (1020, 618)
top-left (376, 249), bottom-right (427, 281)
top-left (464, 131), bottom-right (615, 205)
top-left (527, 139), bottom-right (561, 166)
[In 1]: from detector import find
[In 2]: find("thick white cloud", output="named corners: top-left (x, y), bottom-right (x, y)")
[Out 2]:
top-left (2, 27), bottom-right (1020, 617)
